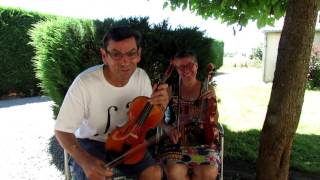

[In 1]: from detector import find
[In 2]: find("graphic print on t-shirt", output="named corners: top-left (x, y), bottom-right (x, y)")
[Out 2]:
top-left (94, 101), bottom-right (132, 136)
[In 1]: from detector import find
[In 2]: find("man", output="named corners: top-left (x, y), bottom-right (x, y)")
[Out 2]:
top-left (55, 26), bottom-right (168, 180)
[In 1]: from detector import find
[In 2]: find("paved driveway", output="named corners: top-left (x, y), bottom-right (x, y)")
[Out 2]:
top-left (0, 96), bottom-right (64, 180)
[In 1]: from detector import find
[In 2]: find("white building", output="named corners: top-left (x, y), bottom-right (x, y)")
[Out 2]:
top-left (263, 21), bottom-right (320, 82)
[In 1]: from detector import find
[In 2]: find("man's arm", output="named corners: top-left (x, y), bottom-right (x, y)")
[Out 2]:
top-left (55, 130), bottom-right (112, 180)
top-left (55, 130), bottom-right (91, 166)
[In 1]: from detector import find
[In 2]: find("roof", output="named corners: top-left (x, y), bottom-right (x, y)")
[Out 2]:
top-left (262, 17), bottom-right (320, 33)
top-left (263, 28), bottom-right (320, 33)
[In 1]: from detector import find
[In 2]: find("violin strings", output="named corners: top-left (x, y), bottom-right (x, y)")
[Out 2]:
top-left (127, 64), bottom-right (174, 141)
top-left (132, 103), bottom-right (153, 135)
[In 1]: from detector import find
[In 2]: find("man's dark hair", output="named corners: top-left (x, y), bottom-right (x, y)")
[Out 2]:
top-left (174, 50), bottom-right (198, 63)
top-left (102, 25), bottom-right (142, 49)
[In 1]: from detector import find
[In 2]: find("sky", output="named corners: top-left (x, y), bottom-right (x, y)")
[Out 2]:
top-left (0, 0), bottom-right (282, 55)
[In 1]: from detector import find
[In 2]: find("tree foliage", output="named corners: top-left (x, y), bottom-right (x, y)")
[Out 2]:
top-left (164, 0), bottom-right (287, 28)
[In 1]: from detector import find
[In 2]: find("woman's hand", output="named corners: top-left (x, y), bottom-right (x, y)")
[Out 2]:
top-left (163, 125), bottom-right (181, 144)
top-left (211, 126), bottom-right (220, 141)
top-left (200, 89), bottom-right (216, 100)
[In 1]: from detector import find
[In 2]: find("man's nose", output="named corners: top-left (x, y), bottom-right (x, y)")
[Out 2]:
top-left (120, 55), bottom-right (130, 64)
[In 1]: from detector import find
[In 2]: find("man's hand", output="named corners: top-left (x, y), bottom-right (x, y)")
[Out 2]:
top-left (81, 155), bottom-right (113, 180)
top-left (149, 84), bottom-right (169, 111)
top-left (54, 131), bottom-right (113, 180)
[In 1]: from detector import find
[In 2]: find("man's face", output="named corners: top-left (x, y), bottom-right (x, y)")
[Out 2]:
top-left (100, 37), bottom-right (141, 86)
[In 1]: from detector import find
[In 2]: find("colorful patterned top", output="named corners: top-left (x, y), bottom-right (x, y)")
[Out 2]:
top-left (157, 85), bottom-right (221, 168)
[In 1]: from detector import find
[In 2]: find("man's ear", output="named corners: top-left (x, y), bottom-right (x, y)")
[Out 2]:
top-left (138, 48), bottom-right (142, 56)
top-left (137, 48), bottom-right (142, 63)
top-left (100, 48), bottom-right (108, 64)
top-left (100, 48), bottom-right (107, 57)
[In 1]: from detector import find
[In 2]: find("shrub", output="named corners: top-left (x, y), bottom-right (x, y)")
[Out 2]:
top-left (249, 45), bottom-right (263, 61)
top-left (0, 7), bottom-right (49, 97)
top-left (307, 45), bottom-right (320, 89)
top-left (29, 18), bottom-right (97, 115)
top-left (249, 45), bottom-right (263, 68)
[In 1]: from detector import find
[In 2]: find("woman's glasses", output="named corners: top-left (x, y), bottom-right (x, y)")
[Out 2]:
top-left (106, 49), bottom-right (139, 61)
top-left (175, 62), bottom-right (195, 71)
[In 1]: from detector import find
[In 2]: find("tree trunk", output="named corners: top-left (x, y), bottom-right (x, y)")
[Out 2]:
top-left (256, 0), bottom-right (318, 180)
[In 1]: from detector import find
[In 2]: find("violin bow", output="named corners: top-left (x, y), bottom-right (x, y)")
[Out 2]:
top-left (104, 134), bottom-right (166, 168)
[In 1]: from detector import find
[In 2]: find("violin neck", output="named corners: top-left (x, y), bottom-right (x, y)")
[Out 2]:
top-left (154, 63), bottom-right (174, 90)
top-left (202, 77), bottom-right (209, 92)
top-left (153, 69), bottom-right (171, 90)
top-left (137, 103), bottom-right (154, 125)
top-left (200, 73), bottom-right (210, 116)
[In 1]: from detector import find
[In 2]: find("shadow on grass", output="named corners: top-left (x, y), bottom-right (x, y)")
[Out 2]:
top-left (222, 125), bottom-right (320, 179)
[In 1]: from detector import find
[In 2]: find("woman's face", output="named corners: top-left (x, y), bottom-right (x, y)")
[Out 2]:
top-left (174, 57), bottom-right (198, 81)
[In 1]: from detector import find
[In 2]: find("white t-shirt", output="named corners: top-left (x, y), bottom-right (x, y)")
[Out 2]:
top-left (55, 64), bottom-right (152, 142)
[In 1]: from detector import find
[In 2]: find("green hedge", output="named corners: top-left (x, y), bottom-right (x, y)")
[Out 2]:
top-left (0, 7), bottom-right (50, 97)
top-left (29, 18), bottom-right (97, 115)
top-left (29, 17), bottom-right (224, 117)
top-left (0, 6), bottom-right (224, 102)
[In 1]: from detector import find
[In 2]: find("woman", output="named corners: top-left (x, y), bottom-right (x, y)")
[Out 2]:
top-left (159, 50), bottom-right (220, 180)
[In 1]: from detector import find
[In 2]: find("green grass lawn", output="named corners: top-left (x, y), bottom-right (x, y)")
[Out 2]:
top-left (215, 66), bottom-right (320, 173)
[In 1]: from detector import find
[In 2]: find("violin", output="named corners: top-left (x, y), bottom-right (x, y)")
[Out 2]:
top-left (199, 63), bottom-right (218, 144)
top-left (105, 63), bottom-right (174, 165)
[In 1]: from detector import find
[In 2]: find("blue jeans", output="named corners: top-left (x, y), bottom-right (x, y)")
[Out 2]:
top-left (69, 138), bottom-right (157, 180)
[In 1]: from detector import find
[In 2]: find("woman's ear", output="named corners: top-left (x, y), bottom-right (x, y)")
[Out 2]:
top-left (194, 62), bottom-right (199, 69)
top-left (171, 59), bottom-right (177, 66)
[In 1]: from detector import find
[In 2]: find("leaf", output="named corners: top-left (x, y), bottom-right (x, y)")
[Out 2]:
top-left (182, 3), bottom-right (187, 10)
top-left (257, 18), bottom-right (265, 29)
top-left (272, 0), bottom-right (279, 5)
top-left (163, 1), bottom-right (169, 9)
top-left (276, 2), bottom-right (287, 19)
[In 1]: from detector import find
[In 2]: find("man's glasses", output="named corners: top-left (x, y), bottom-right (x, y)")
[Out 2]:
top-left (106, 49), bottom-right (139, 61)
top-left (175, 62), bottom-right (195, 71)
